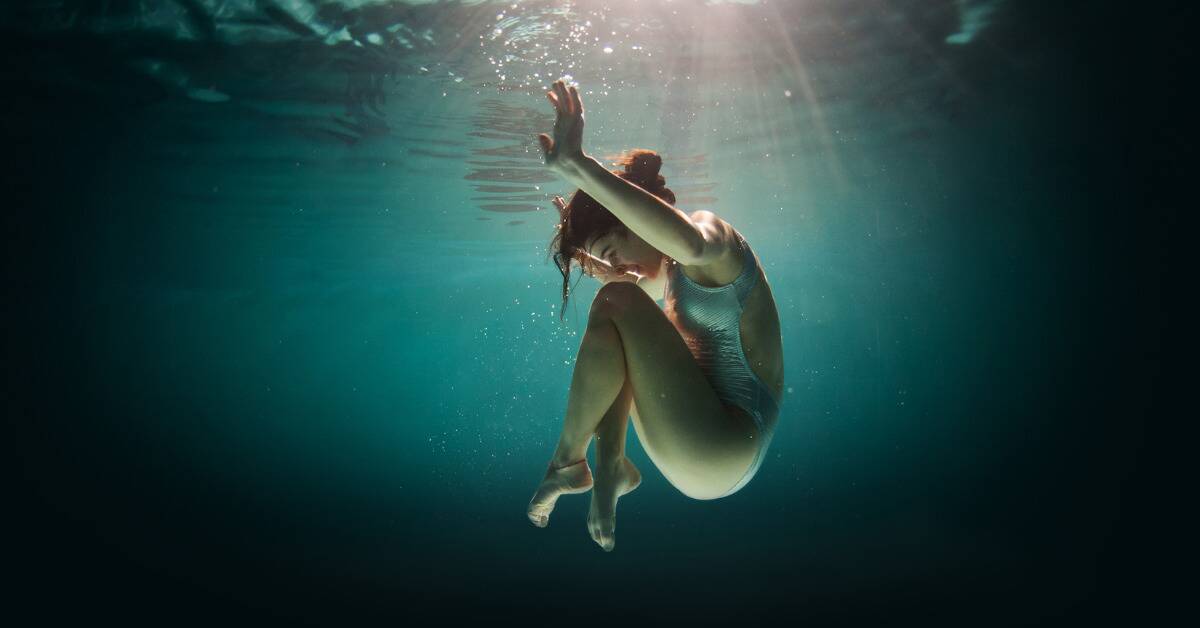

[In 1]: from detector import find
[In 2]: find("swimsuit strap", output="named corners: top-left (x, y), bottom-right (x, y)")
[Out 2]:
top-left (730, 232), bottom-right (760, 305)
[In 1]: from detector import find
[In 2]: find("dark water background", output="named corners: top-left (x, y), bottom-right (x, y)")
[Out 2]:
top-left (6, 0), bottom-right (1178, 624)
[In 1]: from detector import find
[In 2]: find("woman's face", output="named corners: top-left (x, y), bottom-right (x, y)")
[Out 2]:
top-left (583, 228), bottom-right (665, 284)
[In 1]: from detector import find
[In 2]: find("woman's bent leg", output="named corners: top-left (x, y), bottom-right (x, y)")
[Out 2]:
top-left (588, 379), bottom-right (642, 550)
top-left (526, 299), bottom-right (634, 528)
top-left (594, 378), bottom-right (632, 463)
top-left (547, 301), bottom-right (629, 467)
top-left (593, 283), bottom-right (758, 498)
top-left (528, 280), bottom-right (758, 532)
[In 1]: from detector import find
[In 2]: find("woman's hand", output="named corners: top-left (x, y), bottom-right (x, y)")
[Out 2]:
top-left (538, 79), bottom-right (586, 179)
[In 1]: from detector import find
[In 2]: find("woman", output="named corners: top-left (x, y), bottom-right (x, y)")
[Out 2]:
top-left (526, 80), bottom-right (784, 551)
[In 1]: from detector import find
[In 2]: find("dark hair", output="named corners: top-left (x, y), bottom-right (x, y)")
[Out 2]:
top-left (548, 149), bottom-right (676, 320)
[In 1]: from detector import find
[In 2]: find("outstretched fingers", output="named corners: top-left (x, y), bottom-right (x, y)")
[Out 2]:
top-left (553, 80), bottom-right (573, 115)
top-left (568, 84), bottom-right (583, 116)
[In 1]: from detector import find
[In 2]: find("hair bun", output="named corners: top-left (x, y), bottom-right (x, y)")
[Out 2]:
top-left (617, 149), bottom-right (665, 192)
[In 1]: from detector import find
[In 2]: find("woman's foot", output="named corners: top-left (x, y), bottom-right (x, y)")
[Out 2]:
top-left (527, 458), bottom-right (594, 528)
top-left (587, 457), bottom-right (642, 552)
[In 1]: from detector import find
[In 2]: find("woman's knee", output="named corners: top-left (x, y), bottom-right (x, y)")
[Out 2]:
top-left (589, 281), bottom-right (649, 319)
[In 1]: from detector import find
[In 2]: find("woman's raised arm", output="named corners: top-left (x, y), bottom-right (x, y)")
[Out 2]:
top-left (538, 79), bottom-right (725, 266)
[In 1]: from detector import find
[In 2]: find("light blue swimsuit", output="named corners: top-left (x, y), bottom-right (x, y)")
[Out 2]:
top-left (664, 231), bottom-right (781, 497)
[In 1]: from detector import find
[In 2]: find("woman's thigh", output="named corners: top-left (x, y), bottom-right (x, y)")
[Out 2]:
top-left (590, 282), bottom-right (757, 497)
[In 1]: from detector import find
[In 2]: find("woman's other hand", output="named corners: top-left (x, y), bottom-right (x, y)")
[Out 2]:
top-left (538, 79), bottom-right (586, 178)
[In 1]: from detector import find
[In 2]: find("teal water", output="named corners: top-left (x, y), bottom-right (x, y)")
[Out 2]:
top-left (8, 1), bottom-right (1168, 623)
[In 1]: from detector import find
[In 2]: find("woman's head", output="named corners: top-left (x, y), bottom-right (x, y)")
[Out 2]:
top-left (548, 149), bottom-right (676, 318)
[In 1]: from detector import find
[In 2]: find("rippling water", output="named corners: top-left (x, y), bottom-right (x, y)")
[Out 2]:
top-left (8, 0), bottom-right (1165, 623)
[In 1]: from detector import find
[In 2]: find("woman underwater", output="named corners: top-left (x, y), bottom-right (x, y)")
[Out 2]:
top-left (526, 79), bottom-right (785, 551)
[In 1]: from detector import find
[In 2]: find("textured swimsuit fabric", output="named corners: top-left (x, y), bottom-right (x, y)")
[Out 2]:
top-left (664, 232), bottom-right (781, 496)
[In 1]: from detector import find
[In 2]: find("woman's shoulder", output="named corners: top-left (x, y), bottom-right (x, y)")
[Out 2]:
top-left (678, 210), bottom-right (746, 285)
top-left (687, 209), bottom-right (724, 228)
top-left (686, 210), bottom-right (741, 249)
